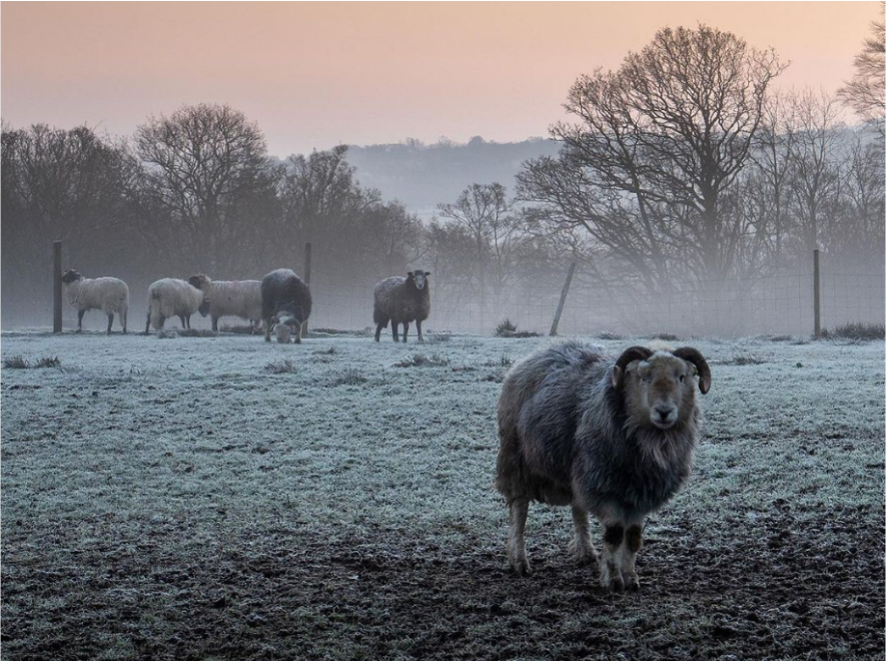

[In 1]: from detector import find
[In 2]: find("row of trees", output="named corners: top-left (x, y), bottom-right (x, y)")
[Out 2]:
top-left (1, 106), bottom-right (427, 323)
top-left (3, 17), bottom-right (883, 328)
top-left (428, 22), bottom-right (885, 314)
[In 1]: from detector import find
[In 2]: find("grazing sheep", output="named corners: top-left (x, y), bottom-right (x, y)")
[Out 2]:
top-left (261, 269), bottom-right (312, 343)
top-left (495, 342), bottom-right (711, 591)
top-left (187, 274), bottom-right (262, 332)
top-left (373, 270), bottom-right (431, 343)
top-left (60, 269), bottom-right (129, 334)
top-left (144, 278), bottom-right (207, 333)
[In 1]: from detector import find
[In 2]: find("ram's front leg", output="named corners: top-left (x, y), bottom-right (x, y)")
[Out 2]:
top-left (600, 523), bottom-right (626, 591)
top-left (619, 523), bottom-right (643, 590)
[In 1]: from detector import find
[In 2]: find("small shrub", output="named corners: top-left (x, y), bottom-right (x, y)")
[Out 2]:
top-left (652, 333), bottom-right (679, 342)
top-left (34, 356), bottom-right (62, 369)
top-left (394, 353), bottom-right (449, 368)
top-left (486, 354), bottom-right (513, 368)
top-left (313, 347), bottom-right (337, 355)
top-left (3, 355), bottom-right (30, 369)
top-left (428, 333), bottom-right (452, 344)
top-left (495, 319), bottom-right (518, 337)
top-left (156, 330), bottom-right (178, 339)
top-left (265, 359), bottom-right (296, 374)
top-left (330, 367), bottom-right (368, 386)
top-left (821, 323), bottom-right (885, 341)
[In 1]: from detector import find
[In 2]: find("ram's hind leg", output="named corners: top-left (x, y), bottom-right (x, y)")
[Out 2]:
top-left (569, 506), bottom-right (598, 566)
top-left (106, 313), bottom-right (114, 335)
top-left (507, 498), bottom-right (531, 576)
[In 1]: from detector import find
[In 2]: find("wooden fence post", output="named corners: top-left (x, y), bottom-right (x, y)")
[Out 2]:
top-left (813, 249), bottom-right (821, 339)
top-left (302, 242), bottom-right (312, 337)
top-left (550, 261), bottom-right (576, 337)
top-left (53, 241), bottom-right (62, 333)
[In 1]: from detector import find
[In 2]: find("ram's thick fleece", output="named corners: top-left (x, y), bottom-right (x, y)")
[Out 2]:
top-left (188, 274), bottom-right (262, 331)
top-left (61, 270), bottom-right (129, 334)
top-left (145, 278), bottom-right (206, 332)
top-left (261, 269), bottom-right (312, 343)
top-left (495, 341), bottom-right (710, 590)
top-left (373, 271), bottom-right (431, 342)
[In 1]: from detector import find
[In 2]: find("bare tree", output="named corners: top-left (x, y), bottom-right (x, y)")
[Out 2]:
top-left (437, 183), bottom-right (526, 314)
top-left (785, 90), bottom-right (844, 256)
top-left (520, 25), bottom-right (787, 287)
top-left (135, 103), bottom-right (280, 277)
top-left (839, 2), bottom-right (886, 132)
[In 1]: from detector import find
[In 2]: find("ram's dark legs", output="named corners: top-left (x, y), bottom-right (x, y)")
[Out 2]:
top-left (507, 498), bottom-right (531, 576)
top-left (570, 506), bottom-right (597, 565)
top-left (416, 319), bottom-right (424, 342)
top-left (211, 316), bottom-right (219, 332)
top-left (402, 322), bottom-right (409, 343)
top-left (391, 319), bottom-right (399, 342)
top-left (106, 313), bottom-right (114, 335)
top-left (77, 310), bottom-right (85, 332)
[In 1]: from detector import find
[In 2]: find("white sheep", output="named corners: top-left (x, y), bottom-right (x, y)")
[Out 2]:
top-left (144, 278), bottom-right (207, 333)
top-left (60, 269), bottom-right (129, 334)
top-left (187, 274), bottom-right (262, 332)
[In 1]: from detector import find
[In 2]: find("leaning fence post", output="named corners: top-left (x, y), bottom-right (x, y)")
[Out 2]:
top-left (813, 249), bottom-right (821, 339)
top-left (53, 240), bottom-right (62, 333)
top-left (302, 242), bottom-right (312, 337)
top-left (550, 261), bottom-right (576, 337)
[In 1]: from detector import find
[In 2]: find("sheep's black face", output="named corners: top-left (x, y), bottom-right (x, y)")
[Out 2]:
top-left (407, 270), bottom-right (430, 291)
top-left (625, 353), bottom-right (697, 431)
top-left (61, 269), bottom-right (82, 285)
top-left (198, 299), bottom-right (211, 316)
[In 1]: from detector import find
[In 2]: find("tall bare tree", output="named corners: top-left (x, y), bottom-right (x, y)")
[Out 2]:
top-left (437, 183), bottom-right (525, 313)
top-left (839, 2), bottom-right (886, 131)
top-left (135, 103), bottom-right (280, 277)
top-left (520, 25), bottom-right (786, 287)
top-left (786, 90), bottom-right (844, 256)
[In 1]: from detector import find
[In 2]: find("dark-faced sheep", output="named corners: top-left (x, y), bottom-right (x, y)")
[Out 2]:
top-left (495, 341), bottom-right (711, 590)
top-left (144, 278), bottom-right (207, 333)
top-left (60, 269), bottom-right (129, 334)
top-left (261, 269), bottom-right (312, 343)
top-left (187, 274), bottom-right (262, 332)
top-left (373, 270), bottom-right (431, 343)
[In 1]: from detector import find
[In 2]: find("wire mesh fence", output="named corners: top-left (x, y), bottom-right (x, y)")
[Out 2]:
top-left (306, 258), bottom-right (884, 339)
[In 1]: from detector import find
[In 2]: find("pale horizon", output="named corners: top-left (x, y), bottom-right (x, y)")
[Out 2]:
top-left (1, 1), bottom-right (881, 156)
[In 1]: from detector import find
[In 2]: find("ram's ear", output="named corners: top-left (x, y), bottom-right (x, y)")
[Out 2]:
top-left (610, 365), bottom-right (622, 390)
top-left (424, 271), bottom-right (430, 276)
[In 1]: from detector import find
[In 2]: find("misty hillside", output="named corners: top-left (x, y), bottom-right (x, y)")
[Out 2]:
top-left (323, 137), bottom-right (561, 215)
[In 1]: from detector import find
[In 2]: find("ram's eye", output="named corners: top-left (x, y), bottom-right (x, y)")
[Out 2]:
top-left (679, 374), bottom-right (686, 382)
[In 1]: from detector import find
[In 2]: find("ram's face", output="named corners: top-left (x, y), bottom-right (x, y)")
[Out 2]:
top-left (408, 270), bottom-right (429, 290)
top-left (625, 353), bottom-right (696, 430)
top-left (274, 323), bottom-right (292, 344)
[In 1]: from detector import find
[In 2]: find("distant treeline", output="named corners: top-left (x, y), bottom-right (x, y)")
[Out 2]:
top-left (2, 22), bottom-right (884, 332)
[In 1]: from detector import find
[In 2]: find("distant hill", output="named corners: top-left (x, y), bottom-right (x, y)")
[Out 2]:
top-left (343, 137), bottom-right (562, 217)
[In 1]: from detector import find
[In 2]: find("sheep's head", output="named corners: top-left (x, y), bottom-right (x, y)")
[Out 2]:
top-left (612, 346), bottom-right (711, 431)
top-left (272, 311), bottom-right (300, 343)
top-left (274, 323), bottom-right (292, 344)
top-left (187, 274), bottom-right (211, 291)
top-left (187, 275), bottom-right (212, 316)
top-left (61, 269), bottom-right (82, 285)
top-left (407, 270), bottom-right (430, 291)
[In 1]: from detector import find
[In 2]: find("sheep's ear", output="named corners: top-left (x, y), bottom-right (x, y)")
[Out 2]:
top-left (610, 365), bottom-right (623, 390)
top-left (424, 271), bottom-right (430, 276)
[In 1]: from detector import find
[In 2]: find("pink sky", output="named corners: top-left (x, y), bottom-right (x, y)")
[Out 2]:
top-left (1, 2), bottom-right (880, 156)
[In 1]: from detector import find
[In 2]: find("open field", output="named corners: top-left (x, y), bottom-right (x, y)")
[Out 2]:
top-left (1, 330), bottom-right (884, 659)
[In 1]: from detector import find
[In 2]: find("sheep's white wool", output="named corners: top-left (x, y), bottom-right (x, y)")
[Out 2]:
top-left (189, 275), bottom-right (262, 327)
top-left (147, 278), bottom-right (206, 331)
top-left (62, 273), bottom-right (129, 333)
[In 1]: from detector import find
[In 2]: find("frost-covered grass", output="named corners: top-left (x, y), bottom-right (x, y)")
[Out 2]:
top-left (1, 331), bottom-right (884, 659)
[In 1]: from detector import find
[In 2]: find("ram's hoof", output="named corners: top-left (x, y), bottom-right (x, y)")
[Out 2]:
top-left (511, 559), bottom-right (532, 577)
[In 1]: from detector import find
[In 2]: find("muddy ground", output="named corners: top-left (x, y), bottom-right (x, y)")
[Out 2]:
top-left (1, 332), bottom-right (884, 659)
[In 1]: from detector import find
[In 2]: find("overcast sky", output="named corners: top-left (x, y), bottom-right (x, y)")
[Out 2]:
top-left (1, 1), bottom-right (880, 156)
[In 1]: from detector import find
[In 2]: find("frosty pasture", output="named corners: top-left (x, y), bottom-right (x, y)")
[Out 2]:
top-left (1, 331), bottom-right (884, 659)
